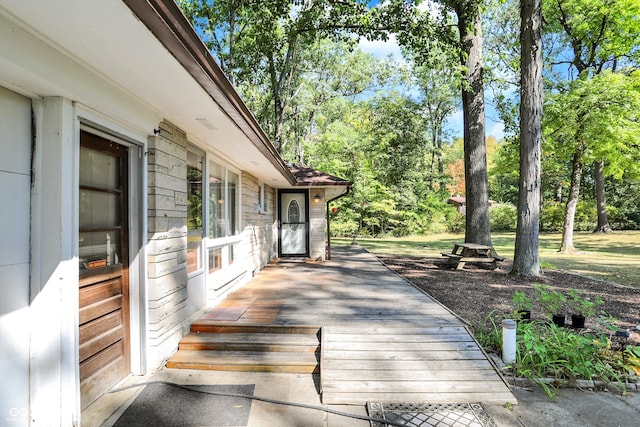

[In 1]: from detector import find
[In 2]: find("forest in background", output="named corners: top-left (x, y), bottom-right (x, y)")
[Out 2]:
top-left (177, 0), bottom-right (640, 240)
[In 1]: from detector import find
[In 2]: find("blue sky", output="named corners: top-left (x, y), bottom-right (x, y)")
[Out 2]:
top-left (357, 35), bottom-right (506, 141)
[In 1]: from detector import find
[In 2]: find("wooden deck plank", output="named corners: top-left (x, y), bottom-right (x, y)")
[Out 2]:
top-left (322, 350), bottom-right (487, 360)
top-left (322, 392), bottom-right (517, 406)
top-left (323, 341), bottom-right (479, 352)
top-left (321, 359), bottom-right (495, 371)
top-left (321, 369), bottom-right (500, 381)
top-left (322, 333), bottom-right (473, 343)
top-left (322, 380), bottom-right (512, 393)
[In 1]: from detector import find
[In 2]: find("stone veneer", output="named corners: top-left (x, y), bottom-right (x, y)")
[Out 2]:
top-left (146, 120), bottom-right (190, 368)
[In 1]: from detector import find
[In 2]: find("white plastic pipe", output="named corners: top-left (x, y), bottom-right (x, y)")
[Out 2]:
top-left (502, 319), bottom-right (517, 364)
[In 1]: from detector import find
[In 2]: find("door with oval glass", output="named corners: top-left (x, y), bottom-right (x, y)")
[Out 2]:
top-left (78, 130), bottom-right (130, 409)
top-left (279, 191), bottom-right (309, 256)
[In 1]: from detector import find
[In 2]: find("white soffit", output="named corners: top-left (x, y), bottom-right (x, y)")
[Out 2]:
top-left (0, 0), bottom-right (291, 186)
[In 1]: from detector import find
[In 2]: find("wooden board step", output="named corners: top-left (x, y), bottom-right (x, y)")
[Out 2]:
top-left (166, 350), bottom-right (319, 373)
top-left (166, 323), bottom-right (321, 374)
top-left (189, 321), bottom-right (320, 335)
top-left (178, 332), bottom-right (320, 353)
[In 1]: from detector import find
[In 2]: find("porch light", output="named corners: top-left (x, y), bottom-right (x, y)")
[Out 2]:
top-left (313, 194), bottom-right (322, 204)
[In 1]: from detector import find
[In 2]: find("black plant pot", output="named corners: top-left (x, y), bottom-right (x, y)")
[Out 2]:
top-left (517, 310), bottom-right (531, 322)
top-left (572, 314), bottom-right (586, 329)
top-left (552, 314), bottom-right (566, 327)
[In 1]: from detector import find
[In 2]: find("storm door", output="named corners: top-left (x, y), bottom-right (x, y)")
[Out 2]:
top-left (78, 130), bottom-right (130, 409)
top-left (279, 191), bottom-right (309, 256)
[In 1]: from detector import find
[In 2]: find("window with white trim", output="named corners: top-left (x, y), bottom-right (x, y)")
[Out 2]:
top-left (206, 159), bottom-right (241, 275)
top-left (186, 148), bottom-right (204, 274)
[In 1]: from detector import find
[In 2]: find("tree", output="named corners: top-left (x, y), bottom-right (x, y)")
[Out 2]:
top-left (179, 0), bottom-right (421, 159)
top-left (512, 0), bottom-right (542, 277)
top-left (543, 0), bottom-right (640, 250)
top-left (445, 0), bottom-right (493, 246)
top-left (407, 44), bottom-right (460, 192)
top-left (545, 70), bottom-right (640, 251)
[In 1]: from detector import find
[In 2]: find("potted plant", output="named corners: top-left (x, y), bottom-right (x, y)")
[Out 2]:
top-left (534, 284), bottom-right (567, 327)
top-left (511, 291), bottom-right (533, 321)
top-left (567, 288), bottom-right (604, 329)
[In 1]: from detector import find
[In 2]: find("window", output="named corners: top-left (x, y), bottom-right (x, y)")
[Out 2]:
top-left (209, 161), bottom-right (225, 239)
top-left (228, 170), bottom-right (239, 235)
top-left (186, 149), bottom-right (204, 274)
top-left (258, 183), bottom-right (266, 213)
top-left (208, 247), bottom-right (222, 273)
top-left (208, 160), bottom-right (240, 239)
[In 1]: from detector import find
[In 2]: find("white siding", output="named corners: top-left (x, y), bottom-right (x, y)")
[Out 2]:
top-left (0, 86), bottom-right (31, 427)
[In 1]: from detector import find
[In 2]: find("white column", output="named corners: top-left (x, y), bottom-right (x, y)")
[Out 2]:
top-left (29, 97), bottom-right (80, 427)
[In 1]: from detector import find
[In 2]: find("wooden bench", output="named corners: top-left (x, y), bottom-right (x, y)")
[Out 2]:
top-left (455, 257), bottom-right (497, 270)
top-left (441, 252), bottom-right (497, 270)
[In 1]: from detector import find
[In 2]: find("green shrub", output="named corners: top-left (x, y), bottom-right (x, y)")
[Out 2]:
top-left (541, 202), bottom-right (565, 232)
top-left (541, 201), bottom-right (597, 232)
top-left (490, 203), bottom-right (518, 231)
top-left (514, 321), bottom-right (621, 397)
top-left (473, 310), bottom-right (627, 399)
top-left (444, 209), bottom-right (465, 233)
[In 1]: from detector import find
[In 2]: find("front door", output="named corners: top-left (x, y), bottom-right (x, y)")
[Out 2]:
top-left (78, 131), bottom-right (130, 409)
top-left (279, 191), bottom-right (309, 256)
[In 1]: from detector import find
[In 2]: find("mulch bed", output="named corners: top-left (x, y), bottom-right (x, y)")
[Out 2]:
top-left (376, 255), bottom-right (640, 345)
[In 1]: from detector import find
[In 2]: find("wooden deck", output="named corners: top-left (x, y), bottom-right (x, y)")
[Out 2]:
top-left (167, 246), bottom-right (516, 405)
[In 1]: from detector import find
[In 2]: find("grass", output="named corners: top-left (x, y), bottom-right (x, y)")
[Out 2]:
top-left (332, 231), bottom-right (640, 288)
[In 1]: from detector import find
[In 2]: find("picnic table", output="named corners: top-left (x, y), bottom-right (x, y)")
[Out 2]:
top-left (441, 243), bottom-right (502, 270)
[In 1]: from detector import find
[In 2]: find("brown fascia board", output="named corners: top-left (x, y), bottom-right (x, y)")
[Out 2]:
top-left (122, 0), bottom-right (296, 185)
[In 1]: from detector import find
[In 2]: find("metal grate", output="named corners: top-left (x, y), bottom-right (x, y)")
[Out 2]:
top-left (367, 402), bottom-right (497, 427)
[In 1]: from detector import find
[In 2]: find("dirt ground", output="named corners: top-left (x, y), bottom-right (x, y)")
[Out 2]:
top-left (376, 255), bottom-right (640, 346)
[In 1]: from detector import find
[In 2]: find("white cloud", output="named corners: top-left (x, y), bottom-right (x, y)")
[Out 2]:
top-left (358, 34), bottom-right (402, 60)
top-left (487, 120), bottom-right (505, 140)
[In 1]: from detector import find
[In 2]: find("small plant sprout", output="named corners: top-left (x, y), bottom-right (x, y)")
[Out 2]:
top-left (511, 291), bottom-right (533, 321)
top-left (566, 288), bottom-right (604, 317)
top-left (534, 283), bottom-right (567, 317)
top-left (512, 291), bottom-right (533, 311)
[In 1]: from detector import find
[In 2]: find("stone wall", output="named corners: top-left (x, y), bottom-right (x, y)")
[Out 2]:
top-left (146, 120), bottom-right (190, 368)
top-left (241, 172), bottom-right (277, 276)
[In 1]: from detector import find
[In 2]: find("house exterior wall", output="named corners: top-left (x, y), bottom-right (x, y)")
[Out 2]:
top-left (309, 189), bottom-right (327, 261)
top-left (0, 86), bottom-right (32, 427)
top-left (242, 173), bottom-right (278, 275)
top-left (146, 121), bottom-right (192, 369)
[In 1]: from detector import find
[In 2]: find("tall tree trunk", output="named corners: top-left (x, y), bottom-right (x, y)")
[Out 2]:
top-left (456, 6), bottom-right (492, 246)
top-left (559, 143), bottom-right (585, 253)
top-left (436, 125), bottom-right (446, 192)
top-left (594, 158), bottom-right (612, 233)
top-left (512, 0), bottom-right (542, 277)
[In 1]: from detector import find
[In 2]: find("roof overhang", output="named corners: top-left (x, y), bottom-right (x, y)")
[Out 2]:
top-left (0, 0), bottom-right (296, 186)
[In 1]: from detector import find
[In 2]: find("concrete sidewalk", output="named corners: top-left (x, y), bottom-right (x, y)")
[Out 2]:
top-left (85, 367), bottom-right (640, 427)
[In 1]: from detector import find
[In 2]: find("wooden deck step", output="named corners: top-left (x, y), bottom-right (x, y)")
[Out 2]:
top-left (166, 350), bottom-right (319, 373)
top-left (166, 324), bottom-right (320, 374)
top-left (189, 321), bottom-right (320, 335)
top-left (177, 332), bottom-right (320, 352)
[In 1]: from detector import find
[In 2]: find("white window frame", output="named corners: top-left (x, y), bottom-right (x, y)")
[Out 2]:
top-left (205, 155), bottom-right (242, 278)
top-left (186, 145), bottom-right (205, 277)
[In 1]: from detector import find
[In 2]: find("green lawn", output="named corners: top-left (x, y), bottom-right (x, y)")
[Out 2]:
top-left (332, 231), bottom-right (640, 288)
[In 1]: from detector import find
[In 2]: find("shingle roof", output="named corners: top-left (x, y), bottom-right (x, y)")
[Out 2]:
top-left (289, 164), bottom-right (352, 187)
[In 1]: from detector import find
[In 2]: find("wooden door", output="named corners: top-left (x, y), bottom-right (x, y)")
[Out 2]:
top-left (78, 131), bottom-right (130, 409)
top-left (279, 191), bottom-right (309, 256)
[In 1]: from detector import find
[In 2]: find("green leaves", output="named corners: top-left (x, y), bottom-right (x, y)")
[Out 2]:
top-left (544, 70), bottom-right (640, 178)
